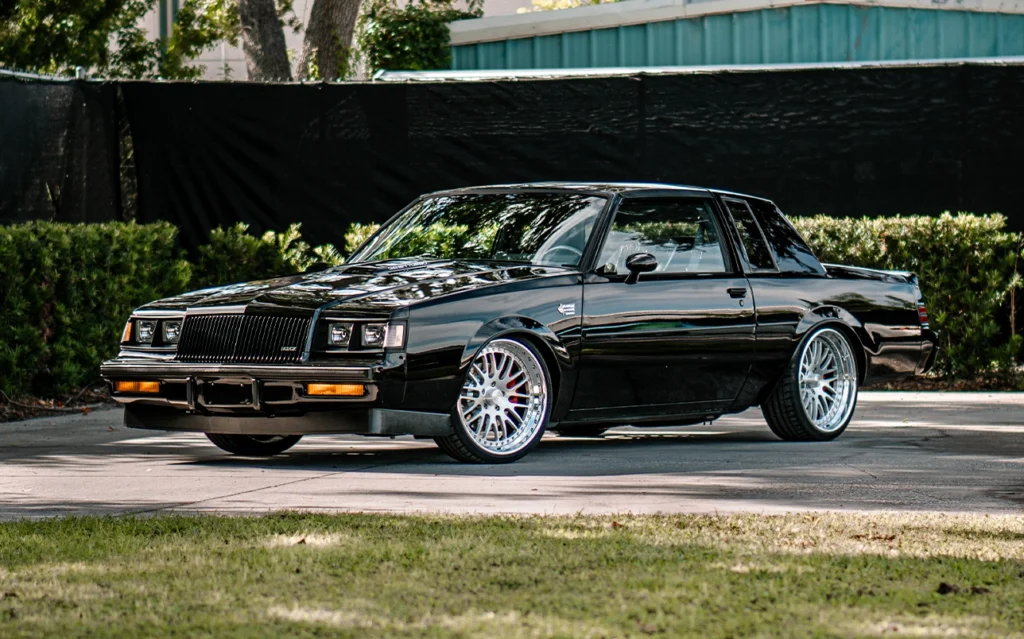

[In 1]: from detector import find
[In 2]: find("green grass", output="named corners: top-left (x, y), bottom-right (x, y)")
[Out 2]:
top-left (1, 512), bottom-right (1022, 638)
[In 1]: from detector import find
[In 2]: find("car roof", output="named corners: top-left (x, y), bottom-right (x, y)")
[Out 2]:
top-left (426, 181), bottom-right (772, 203)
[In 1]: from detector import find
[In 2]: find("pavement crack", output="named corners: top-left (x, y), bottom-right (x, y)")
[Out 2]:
top-left (843, 462), bottom-right (879, 481)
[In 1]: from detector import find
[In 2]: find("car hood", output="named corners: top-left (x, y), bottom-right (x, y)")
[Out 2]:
top-left (138, 258), bottom-right (572, 316)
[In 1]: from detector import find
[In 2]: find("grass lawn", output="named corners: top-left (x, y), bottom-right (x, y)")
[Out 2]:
top-left (0, 512), bottom-right (1022, 638)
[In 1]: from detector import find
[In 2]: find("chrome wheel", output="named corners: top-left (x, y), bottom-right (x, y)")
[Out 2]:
top-left (457, 339), bottom-right (549, 456)
top-left (798, 328), bottom-right (857, 432)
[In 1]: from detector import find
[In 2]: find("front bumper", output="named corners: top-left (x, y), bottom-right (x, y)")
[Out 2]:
top-left (102, 359), bottom-right (379, 412)
top-left (101, 358), bottom-right (453, 437)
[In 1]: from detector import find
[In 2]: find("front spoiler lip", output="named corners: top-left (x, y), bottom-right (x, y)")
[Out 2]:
top-left (100, 359), bottom-right (374, 382)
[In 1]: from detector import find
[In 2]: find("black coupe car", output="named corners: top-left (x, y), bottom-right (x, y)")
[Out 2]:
top-left (102, 183), bottom-right (937, 463)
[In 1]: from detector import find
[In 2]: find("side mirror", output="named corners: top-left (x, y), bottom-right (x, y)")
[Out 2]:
top-left (624, 252), bottom-right (657, 284)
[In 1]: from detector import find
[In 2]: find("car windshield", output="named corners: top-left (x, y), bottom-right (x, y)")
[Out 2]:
top-left (349, 192), bottom-right (607, 267)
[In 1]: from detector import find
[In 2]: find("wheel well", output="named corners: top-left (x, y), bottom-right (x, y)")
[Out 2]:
top-left (816, 322), bottom-right (867, 385)
top-left (501, 331), bottom-right (562, 399)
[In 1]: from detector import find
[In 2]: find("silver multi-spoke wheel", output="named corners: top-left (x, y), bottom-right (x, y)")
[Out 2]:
top-left (763, 326), bottom-right (860, 441)
top-left (456, 339), bottom-right (549, 456)
top-left (797, 328), bottom-right (858, 432)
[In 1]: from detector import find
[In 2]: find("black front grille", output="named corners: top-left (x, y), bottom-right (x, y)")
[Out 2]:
top-left (176, 314), bottom-right (312, 364)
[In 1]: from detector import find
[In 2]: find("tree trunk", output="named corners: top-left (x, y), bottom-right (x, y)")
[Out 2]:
top-left (296, 0), bottom-right (362, 81)
top-left (238, 0), bottom-right (292, 81)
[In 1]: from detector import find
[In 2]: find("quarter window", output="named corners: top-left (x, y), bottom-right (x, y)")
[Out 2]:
top-left (722, 198), bottom-right (776, 271)
top-left (597, 198), bottom-right (728, 275)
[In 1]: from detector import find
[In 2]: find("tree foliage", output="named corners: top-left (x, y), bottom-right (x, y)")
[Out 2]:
top-left (0, 0), bottom-right (297, 79)
top-left (357, 0), bottom-right (480, 74)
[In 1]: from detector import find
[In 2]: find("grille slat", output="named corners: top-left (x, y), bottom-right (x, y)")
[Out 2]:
top-left (176, 314), bottom-right (311, 364)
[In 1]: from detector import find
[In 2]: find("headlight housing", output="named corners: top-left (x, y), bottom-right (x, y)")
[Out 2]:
top-left (136, 320), bottom-right (156, 344)
top-left (328, 322), bottom-right (353, 346)
top-left (362, 323), bottom-right (406, 349)
top-left (121, 315), bottom-right (184, 348)
top-left (162, 320), bottom-right (182, 344)
top-left (362, 323), bottom-right (387, 347)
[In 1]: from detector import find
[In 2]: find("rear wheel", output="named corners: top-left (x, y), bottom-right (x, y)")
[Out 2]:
top-left (205, 434), bottom-right (302, 457)
top-left (434, 337), bottom-right (552, 463)
top-left (763, 327), bottom-right (859, 441)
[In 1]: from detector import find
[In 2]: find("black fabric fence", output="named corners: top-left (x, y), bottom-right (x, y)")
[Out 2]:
top-left (0, 75), bottom-right (122, 224)
top-left (3, 61), bottom-right (1024, 250)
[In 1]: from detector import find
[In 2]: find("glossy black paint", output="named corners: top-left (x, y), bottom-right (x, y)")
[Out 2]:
top-left (103, 182), bottom-right (937, 435)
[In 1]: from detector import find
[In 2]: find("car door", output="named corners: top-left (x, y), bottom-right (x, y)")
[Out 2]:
top-left (568, 194), bottom-right (757, 421)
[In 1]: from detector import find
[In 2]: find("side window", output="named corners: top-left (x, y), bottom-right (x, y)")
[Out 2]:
top-left (597, 198), bottom-right (728, 275)
top-left (722, 198), bottom-right (776, 272)
top-left (747, 199), bottom-right (827, 276)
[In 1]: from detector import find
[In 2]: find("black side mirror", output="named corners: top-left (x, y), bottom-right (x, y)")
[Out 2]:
top-left (624, 252), bottom-right (657, 284)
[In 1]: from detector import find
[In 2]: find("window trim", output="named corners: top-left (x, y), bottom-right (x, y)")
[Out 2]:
top-left (590, 194), bottom-right (736, 280)
top-left (719, 196), bottom-right (779, 275)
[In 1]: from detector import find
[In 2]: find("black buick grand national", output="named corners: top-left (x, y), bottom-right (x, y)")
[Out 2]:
top-left (102, 183), bottom-right (937, 463)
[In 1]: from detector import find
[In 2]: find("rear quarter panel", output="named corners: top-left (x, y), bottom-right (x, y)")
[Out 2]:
top-left (740, 276), bottom-right (926, 406)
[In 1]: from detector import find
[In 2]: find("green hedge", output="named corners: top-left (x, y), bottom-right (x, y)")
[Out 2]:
top-left (0, 214), bottom-right (1019, 399)
top-left (0, 222), bottom-right (191, 397)
top-left (791, 213), bottom-right (1021, 379)
top-left (0, 222), bottom-right (341, 398)
top-left (192, 223), bottom-right (343, 290)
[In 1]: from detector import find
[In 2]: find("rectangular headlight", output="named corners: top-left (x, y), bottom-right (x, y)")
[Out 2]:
top-left (136, 320), bottom-right (156, 344)
top-left (328, 322), bottom-right (353, 346)
top-left (162, 320), bottom-right (182, 344)
top-left (362, 323), bottom-right (387, 347)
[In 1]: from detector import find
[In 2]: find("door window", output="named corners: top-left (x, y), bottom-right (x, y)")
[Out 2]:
top-left (597, 198), bottom-right (728, 275)
top-left (722, 198), bottom-right (776, 272)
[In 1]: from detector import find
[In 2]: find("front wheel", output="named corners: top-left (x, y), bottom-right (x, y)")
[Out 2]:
top-left (435, 337), bottom-right (552, 463)
top-left (763, 327), bottom-right (859, 441)
top-left (205, 433), bottom-right (302, 457)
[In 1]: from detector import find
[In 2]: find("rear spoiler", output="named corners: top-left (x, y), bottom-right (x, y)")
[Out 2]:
top-left (823, 263), bottom-right (919, 286)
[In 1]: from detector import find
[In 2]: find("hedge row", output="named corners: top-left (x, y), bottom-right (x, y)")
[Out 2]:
top-left (0, 214), bottom-right (1018, 399)
top-left (791, 213), bottom-right (1021, 379)
top-left (0, 222), bottom-right (339, 398)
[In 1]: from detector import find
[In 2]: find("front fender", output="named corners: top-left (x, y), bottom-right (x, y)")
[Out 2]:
top-left (462, 316), bottom-right (578, 422)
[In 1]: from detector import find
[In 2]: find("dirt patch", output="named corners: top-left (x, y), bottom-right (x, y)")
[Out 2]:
top-left (0, 386), bottom-right (112, 423)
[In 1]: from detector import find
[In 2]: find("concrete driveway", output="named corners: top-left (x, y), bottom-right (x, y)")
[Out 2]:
top-left (1, 392), bottom-right (1022, 519)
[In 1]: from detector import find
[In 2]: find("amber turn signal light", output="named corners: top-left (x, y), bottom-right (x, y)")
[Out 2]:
top-left (114, 380), bottom-right (160, 394)
top-left (305, 383), bottom-right (365, 397)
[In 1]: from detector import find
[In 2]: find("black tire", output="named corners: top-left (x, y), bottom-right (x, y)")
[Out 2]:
top-left (554, 425), bottom-right (609, 438)
top-left (763, 326), bottom-right (859, 442)
top-left (434, 337), bottom-right (553, 464)
top-left (205, 433), bottom-right (302, 456)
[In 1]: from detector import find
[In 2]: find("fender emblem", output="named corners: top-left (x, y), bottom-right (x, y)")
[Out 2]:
top-left (557, 303), bottom-right (576, 316)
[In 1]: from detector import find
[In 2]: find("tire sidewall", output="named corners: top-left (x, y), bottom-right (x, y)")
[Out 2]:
top-left (449, 336), bottom-right (553, 462)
